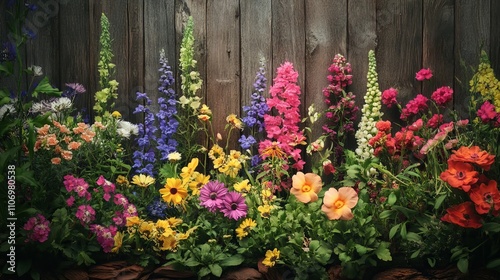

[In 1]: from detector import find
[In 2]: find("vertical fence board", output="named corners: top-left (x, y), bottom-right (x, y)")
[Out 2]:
top-left (422, 0), bottom-right (454, 102)
top-left (376, 0), bottom-right (422, 112)
top-left (206, 0), bottom-right (240, 145)
top-left (59, 1), bottom-right (90, 118)
top-left (305, 0), bottom-right (347, 141)
top-left (240, 0), bottom-right (272, 108)
top-left (145, 0), bottom-right (176, 118)
top-left (127, 1), bottom-right (144, 124)
top-left (455, 0), bottom-right (490, 117)
top-left (272, 0), bottom-right (306, 112)
top-left (347, 0), bottom-right (377, 121)
top-left (490, 0), bottom-right (500, 80)
top-left (175, 0), bottom-right (207, 101)
top-left (26, 2), bottom-right (60, 88)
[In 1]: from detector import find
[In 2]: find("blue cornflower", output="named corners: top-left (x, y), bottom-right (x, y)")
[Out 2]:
top-left (147, 197), bottom-right (168, 220)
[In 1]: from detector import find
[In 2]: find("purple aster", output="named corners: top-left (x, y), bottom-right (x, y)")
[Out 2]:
top-left (199, 181), bottom-right (228, 212)
top-left (220, 192), bottom-right (247, 220)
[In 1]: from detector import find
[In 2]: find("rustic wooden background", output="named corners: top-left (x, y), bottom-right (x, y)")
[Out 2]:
top-left (2, 0), bottom-right (500, 143)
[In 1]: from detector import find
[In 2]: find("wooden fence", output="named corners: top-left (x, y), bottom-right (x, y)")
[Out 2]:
top-left (2, 0), bottom-right (500, 143)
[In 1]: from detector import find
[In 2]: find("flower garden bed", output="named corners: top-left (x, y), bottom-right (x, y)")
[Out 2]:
top-left (2, 4), bottom-right (500, 280)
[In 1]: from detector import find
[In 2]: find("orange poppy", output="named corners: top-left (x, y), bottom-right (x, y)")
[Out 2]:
top-left (439, 160), bottom-right (479, 192)
top-left (450, 146), bottom-right (495, 171)
top-left (441, 201), bottom-right (482, 229)
top-left (321, 187), bottom-right (358, 220)
top-left (469, 179), bottom-right (500, 216)
top-left (290, 172), bottom-right (322, 203)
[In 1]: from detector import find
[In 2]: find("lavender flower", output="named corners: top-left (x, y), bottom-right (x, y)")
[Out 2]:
top-left (133, 92), bottom-right (158, 176)
top-left (1, 42), bottom-right (16, 62)
top-left (147, 197), bottom-right (168, 220)
top-left (220, 191), bottom-right (247, 220)
top-left (62, 83), bottom-right (86, 98)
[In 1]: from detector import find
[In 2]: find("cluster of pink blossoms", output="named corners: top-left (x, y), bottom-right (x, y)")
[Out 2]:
top-left (400, 94), bottom-right (429, 120)
top-left (477, 101), bottom-right (500, 126)
top-left (261, 62), bottom-right (305, 170)
top-left (23, 214), bottom-right (51, 243)
top-left (90, 224), bottom-right (117, 253)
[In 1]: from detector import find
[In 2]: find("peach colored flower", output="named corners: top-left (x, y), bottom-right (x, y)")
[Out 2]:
top-left (37, 124), bottom-right (50, 136)
top-left (81, 131), bottom-right (96, 142)
top-left (68, 141), bottom-right (82, 150)
top-left (290, 172), bottom-right (322, 203)
top-left (63, 136), bottom-right (72, 144)
top-left (51, 157), bottom-right (61, 165)
top-left (46, 134), bottom-right (59, 146)
top-left (73, 123), bottom-right (88, 134)
top-left (61, 150), bottom-right (73, 160)
top-left (321, 187), bottom-right (358, 220)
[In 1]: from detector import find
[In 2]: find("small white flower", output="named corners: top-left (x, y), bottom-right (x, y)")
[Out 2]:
top-left (116, 120), bottom-right (138, 139)
top-left (0, 104), bottom-right (16, 120)
top-left (50, 97), bottom-right (72, 112)
top-left (29, 65), bottom-right (43, 77)
top-left (167, 152), bottom-right (182, 162)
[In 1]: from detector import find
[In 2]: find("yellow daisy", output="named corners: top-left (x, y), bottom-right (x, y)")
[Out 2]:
top-left (160, 178), bottom-right (188, 205)
top-left (111, 231), bottom-right (124, 253)
top-left (233, 179), bottom-right (251, 194)
top-left (131, 174), bottom-right (155, 188)
top-left (235, 218), bottom-right (257, 240)
top-left (208, 144), bottom-right (225, 160)
top-left (188, 173), bottom-right (210, 195)
top-left (262, 248), bottom-right (280, 267)
top-left (180, 158), bottom-right (199, 180)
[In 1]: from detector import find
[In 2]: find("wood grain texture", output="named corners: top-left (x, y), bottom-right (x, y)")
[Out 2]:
top-left (59, 0), bottom-right (90, 117)
top-left (272, 0), bottom-right (306, 112)
top-left (206, 0), bottom-right (240, 146)
top-left (240, 0), bottom-right (272, 107)
top-left (490, 0), bottom-right (500, 81)
top-left (305, 0), bottom-right (347, 140)
top-left (127, 0), bottom-right (144, 124)
top-left (455, 0), bottom-right (490, 117)
top-left (422, 0), bottom-right (454, 101)
top-left (347, 0), bottom-right (377, 122)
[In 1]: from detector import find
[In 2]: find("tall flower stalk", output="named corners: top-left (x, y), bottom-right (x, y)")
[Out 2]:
top-left (93, 13), bottom-right (119, 120)
top-left (355, 50), bottom-right (383, 161)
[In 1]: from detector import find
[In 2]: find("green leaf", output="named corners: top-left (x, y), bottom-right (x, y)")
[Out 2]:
top-left (183, 258), bottom-right (201, 267)
top-left (199, 267), bottom-right (211, 277)
top-left (486, 258), bottom-right (500, 269)
top-left (434, 194), bottom-right (447, 209)
top-left (32, 76), bottom-right (61, 98)
top-left (400, 223), bottom-right (407, 239)
top-left (375, 242), bottom-right (392, 261)
top-left (389, 224), bottom-right (400, 239)
top-left (220, 254), bottom-right (244, 267)
top-left (482, 222), bottom-right (500, 233)
top-left (355, 244), bottom-right (371, 255)
top-left (387, 192), bottom-right (397, 205)
top-left (406, 232), bottom-right (421, 243)
top-left (457, 258), bottom-right (468, 273)
top-left (410, 249), bottom-right (421, 259)
top-left (209, 264), bottom-right (223, 277)
top-left (379, 210), bottom-right (395, 219)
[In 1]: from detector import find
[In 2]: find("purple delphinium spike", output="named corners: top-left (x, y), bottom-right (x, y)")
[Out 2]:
top-left (133, 92), bottom-right (157, 176)
top-left (156, 50), bottom-right (178, 160)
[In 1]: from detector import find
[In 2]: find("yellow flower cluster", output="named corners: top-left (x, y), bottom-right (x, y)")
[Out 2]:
top-left (125, 216), bottom-right (197, 252)
top-left (235, 218), bottom-right (256, 240)
top-left (208, 145), bottom-right (246, 178)
top-left (470, 51), bottom-right (500, 111)
top-left (159, 158), bottom-right (210, 202)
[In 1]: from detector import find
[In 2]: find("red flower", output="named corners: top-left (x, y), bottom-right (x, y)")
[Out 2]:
top-left (441, 201), bottom-right (483, 229)
top-left (427, 114), bottom-right (443, 129)
top-left (450, 146), bottom-right (495, 171)
top-left (382, 88), bottom-right (398, 108)
top-left (469, 179), bottom-right (500, 216)
top-left (439, 160), bottom-right (479, 192)
top-left (375, 120), bottom-right (392, 133)
top-left (431, 86), bottom-right (453, 106)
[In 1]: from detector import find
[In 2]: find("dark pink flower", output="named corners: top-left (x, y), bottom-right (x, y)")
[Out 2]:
top-left (23, 214), bottom-right (50, 243)
top-left (199, 181), bottom-right (228, 212)
top-left (66, 196), bottom-right (75, 207)
top-left (408, 118), bottom-right (423, 131)
top-left (427, 114), bottom-right (443, 129)
top-left (415, 68), bottom-right (433, 81)
top-left (90, 224), bottom-right (117, 253)
top-left (431, 86), bottom-right (453, 106)
top-left (382, 88), bottom-right (398, 108)
top-left (113, 193), bottom-right (129, 207)
top-left (400, 94), bottom-right (428, 120)
top-left (76, 205), bottom-right (96, 225)
top-left (477, 101), bottom-right (498, 123)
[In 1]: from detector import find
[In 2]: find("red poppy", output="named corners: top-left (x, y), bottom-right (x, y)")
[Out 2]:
top-left (439, 160), bottom-right (479, 192)
top-left (441, 201), bottom-right (483, 229)
top-left (450, 146), bottom-right (495, 171)
top-left (469, 179), bottom-right (500, 216)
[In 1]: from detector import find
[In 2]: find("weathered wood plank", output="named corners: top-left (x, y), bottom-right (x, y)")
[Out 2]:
top-left (206, 0), bottom-right (240, 147)
top-left (455, 0), bottom-right (490, 117)
top-left (240, 0), bottom-right (272, 108)
top-left (127, 0), bottom-right (144, 124)
top-left (144, 0), bottom-right (176, 116)
top-left (490, 0), bottom-right (500, 81)
top-left (59, 0), bottom-right (90, 119)
top-left (271, 0), bottom-right (306, 112)
top-left (347, 0), bottom-right (377, 122)
top-left (422, 0), bottom-right (454, 103)
top-left (376, 0), bottom-right (422, 123)
top-left (26, 2), bottom-right (60, 89)
top-left (175, 0), bottom-right (207, 100)
top-left (305, 0), bottom-right (347, 141)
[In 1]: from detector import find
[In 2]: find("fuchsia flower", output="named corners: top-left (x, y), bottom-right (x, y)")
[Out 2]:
top-left (113, 193), bottom-right (129, 207)
top-left (408, 118), bottom-right (423, 131)
top-left (64, 175), bottom-right (91, 200)
top-left (66, 196), bottom-right (75, 207)
top-left (76, 205), bottom-right (96, 225)
top-left (23, 214), bottom-right (51, 243)
top-left (431, 86), bottom-right (453, 106)
top-left (381, 88), bottom-right (398, 108)
top-left (477, 101), bottom-right (498, 123)
top-left (415, 68), bottom-right (433, 81)
top-left (400, 94), bottom-right (429, 120)
top-left (90, 224), bottom-right (117, 253)
top-left (97, 175), bottom-right (116, 202)
top-left (220, 191), bottom-right (248, 220)
top-left (427, 114), bottom-right (443, 129)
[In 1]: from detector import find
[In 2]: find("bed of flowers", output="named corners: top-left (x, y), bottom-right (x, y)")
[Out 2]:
top-left (2, 4), bottom-right (500, 280)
